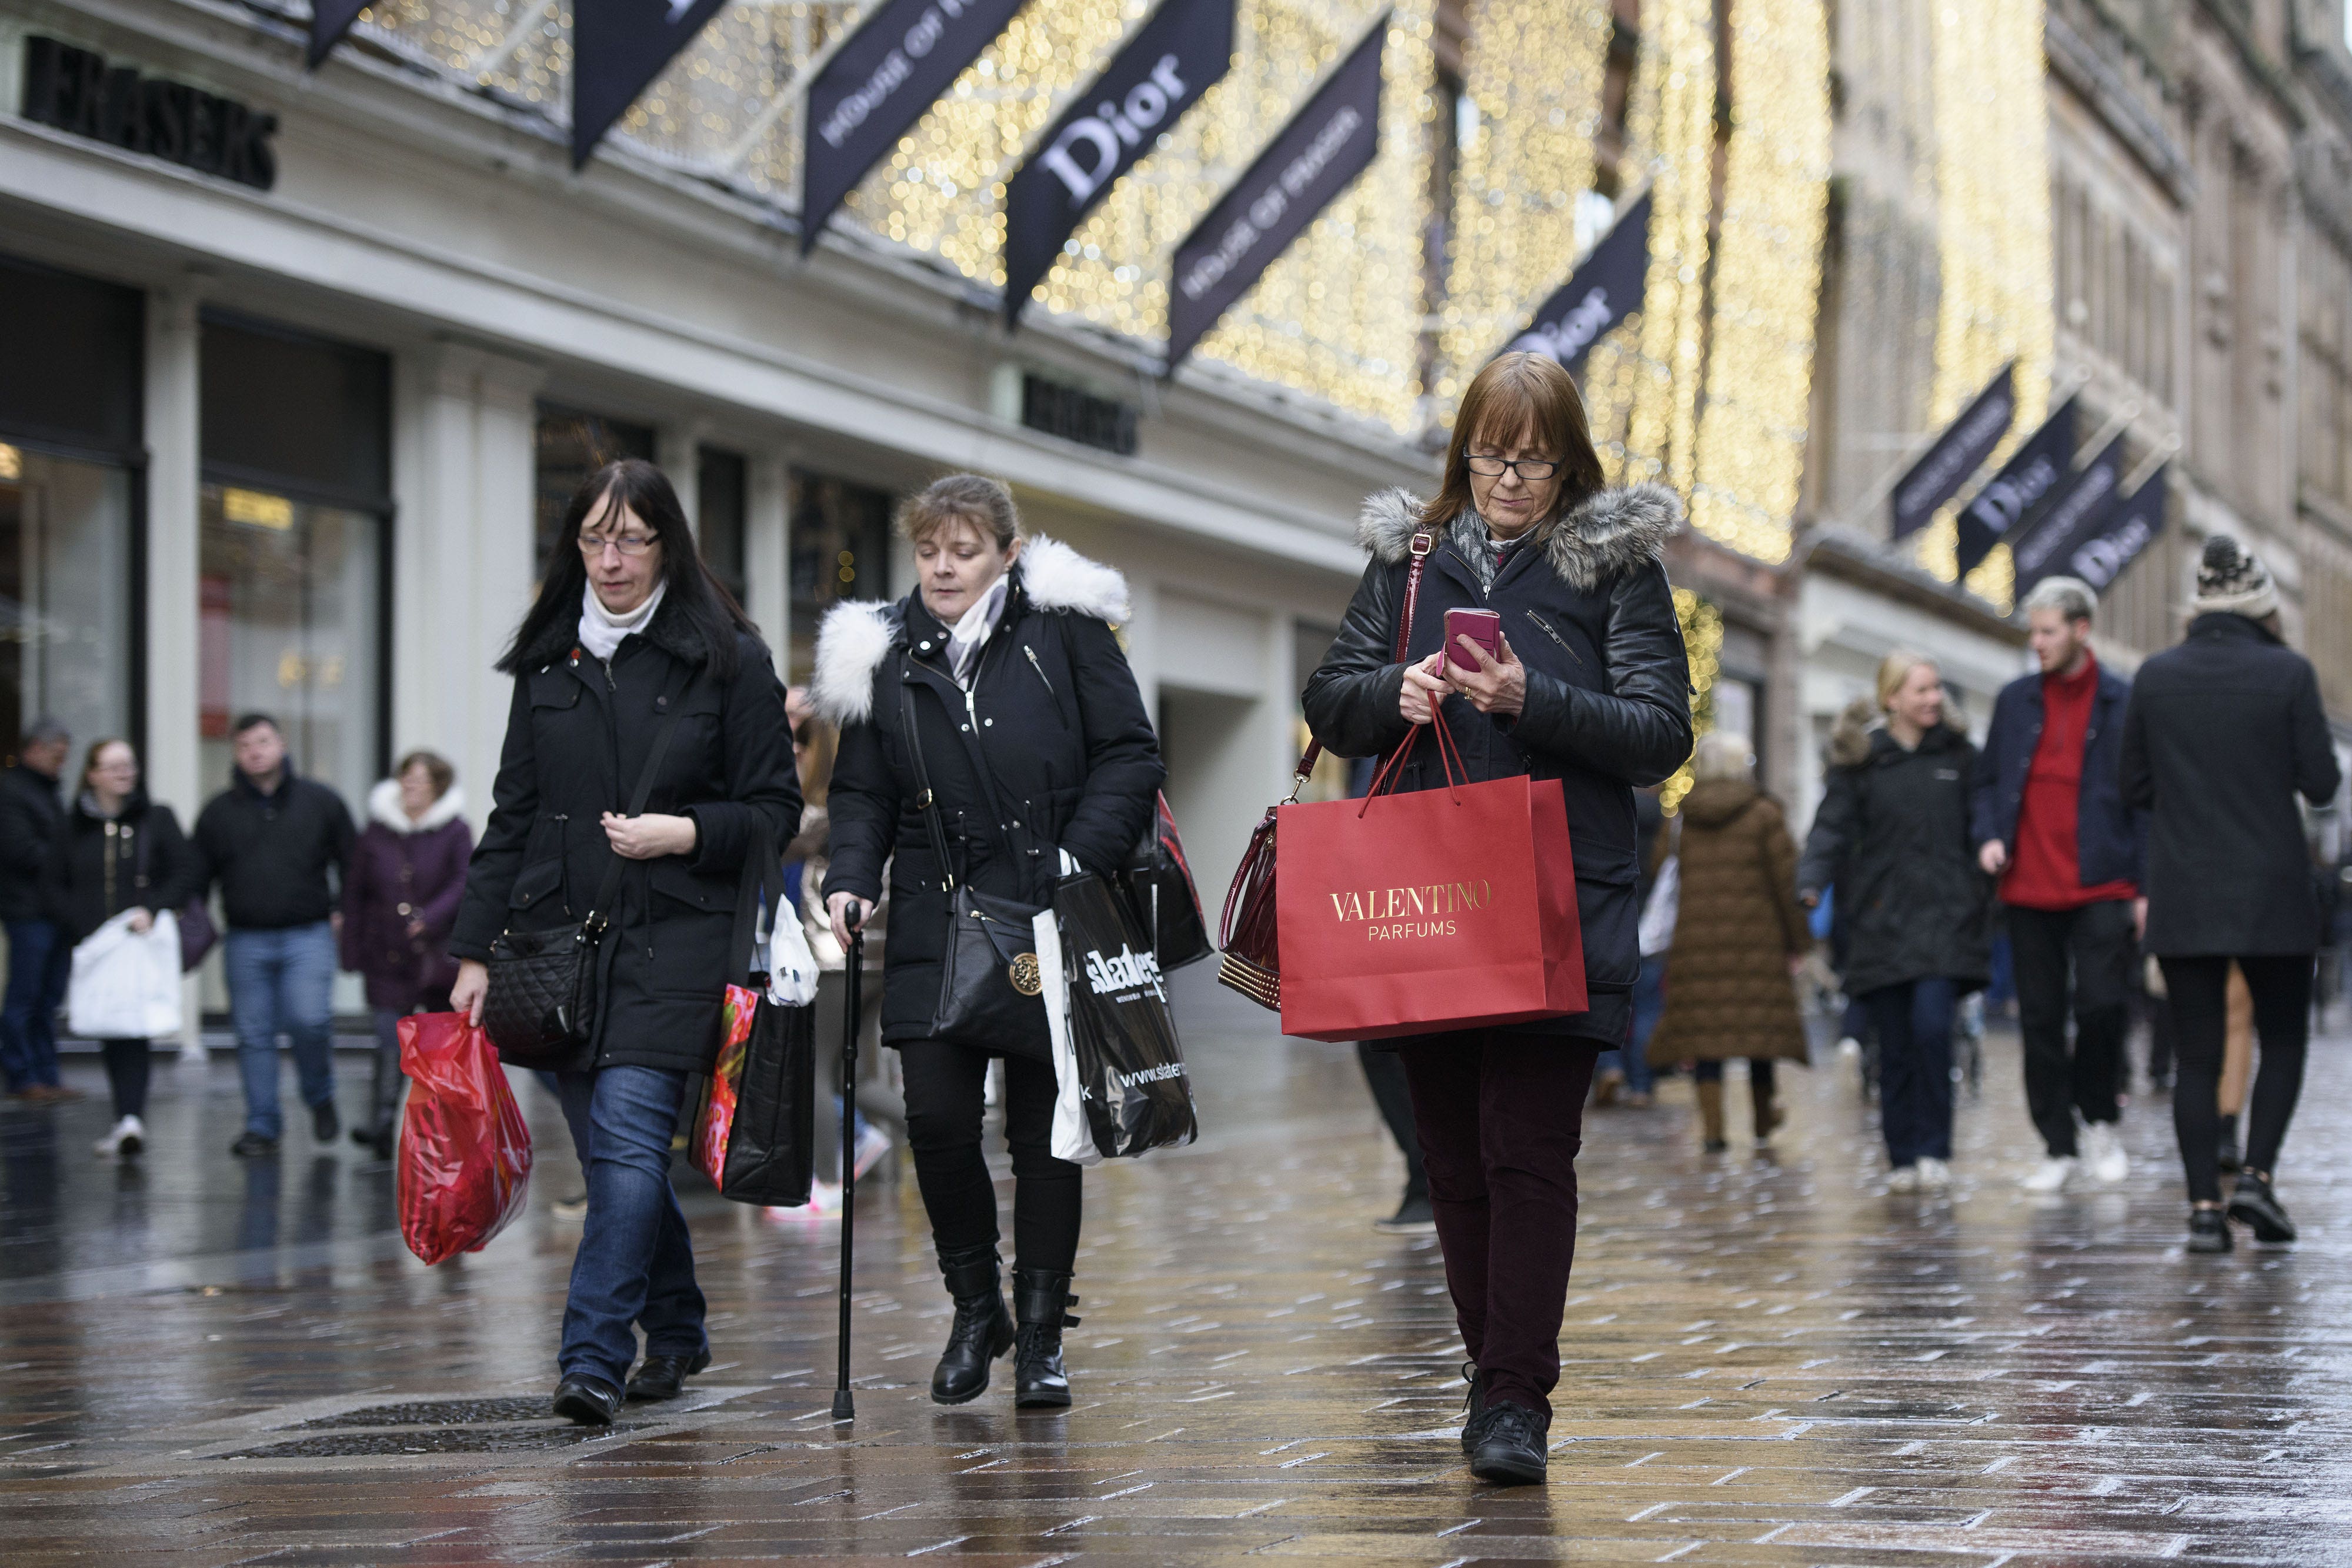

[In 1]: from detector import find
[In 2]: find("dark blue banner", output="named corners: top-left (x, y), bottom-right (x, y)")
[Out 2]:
top-left (308, 0), bottom-right (368, 68)
top-left (2063, 465), bottom-right (2167, 594)
top-left (572, 0), bottom-right (732, 168)
top-left (1504, 189), bottom-right (1652, 372)
top-left (1003, 0), bottom-right (1236, 327)
top-left (800, 0), bottom-right (1032, 255)
top-left (2010, 432), bottom-right (2129, 593)
top-left (1953, 394), bottom-right (2078, 578)
top-left (1890, 363), bottom-right (2015, 539)
top-left (1165, 19), bottom-right (1383, 369)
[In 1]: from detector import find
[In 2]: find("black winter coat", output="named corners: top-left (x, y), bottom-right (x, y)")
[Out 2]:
top-left (192, 767), bottom-right (355, 930)
top-left (1797, 721), bottom-right (1991, 997)
top-left (815, 539), bottom-right (1165, 1047)
top-left (1302, 485), bottom-right (1694, 1046)
top-left (0, 763), bottom-right (65, 923)
top-left (449, 597), bottom-right (802, 1074)
top-left (45, 790), bottom-right (198, 944)
top-left (1970, 662), bottom-right (2146, 890)
top-left (2121, 612), bottom-right (2342, 956)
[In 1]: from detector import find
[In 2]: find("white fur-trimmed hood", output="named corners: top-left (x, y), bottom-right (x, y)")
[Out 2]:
top-left (808, 535), bottom-right (1129, 727)
top-left (1356, 483), bottom-right (1683, 592)
top-left (368, 778), bottom-right (467, 834)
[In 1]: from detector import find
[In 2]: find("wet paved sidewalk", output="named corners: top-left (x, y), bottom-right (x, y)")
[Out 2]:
top-left (5, 972), bottom-right (2352, 1565)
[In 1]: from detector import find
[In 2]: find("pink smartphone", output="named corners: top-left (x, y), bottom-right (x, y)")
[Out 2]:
top-left (1444, 608), bottom-right (1503, 671)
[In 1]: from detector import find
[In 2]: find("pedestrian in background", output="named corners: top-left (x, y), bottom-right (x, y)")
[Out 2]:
top-left (46, 738), bottom-right (195, 1155)
top-left (1799, 651), bottom-right (1990, 1193)
top-left (1970, 576), bottom-right (2143, 1193)
top-left (1, 716), bottom-right (75, 1102)
top-left (449, 457), bottom-right (799, 1424)
top-left (1303, 352), bottom-right (1692, 1486)
top-left (194, 715), bottom-right (356, 1157)
top-left (341, 750), bottom-right (472, 1160)
top-left (1645, 732), bottom-right (1809, 1153)
top-left (2121, 536), bottom-right (2340, 1253)
top-left (819, 473), bottom-right (1162, 1413)
top-left (1594, 786), bottom-right (1665, 1109)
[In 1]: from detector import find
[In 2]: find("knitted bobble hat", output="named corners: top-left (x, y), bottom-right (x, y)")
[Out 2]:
top-left (2193, 534), bottom-right (2279, 622)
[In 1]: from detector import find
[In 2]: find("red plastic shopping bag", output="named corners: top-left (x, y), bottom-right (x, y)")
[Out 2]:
top-left (689, 985), bottom-right (762, 1187)
top-left (1275, 727), bottom-right (1584, 1042)
top-left (398, 1012), bottom-right (533, 1265)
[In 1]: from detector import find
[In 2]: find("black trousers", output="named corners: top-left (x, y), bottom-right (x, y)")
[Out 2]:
top-left (899, 1040), bottom-right (1083, 1276)
top-left (1356, 1043), bottom-right (1426, 1200)
top-left (1692, 1059), bottom-right (1777, 1093)
top-left (2158, 955), bottom-right (2312, 1205)
top-left (101, 1039), bottom-right (150, 1119)
top-left (2007, 900), bottom-right (2135, 1156)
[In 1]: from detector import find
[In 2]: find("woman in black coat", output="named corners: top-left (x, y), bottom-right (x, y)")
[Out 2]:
top-left (46, 738), bottom-right (196, 1157)
top-left (449, 459), bottom-right (799, 1426)
top-left (1797, 651), bottom-right (1990, 1193)
top-left (2121, 536), bottom-right (2342, 1252)
top-left (814, 473), bottom-right (1163, 1411)
top-left (1303, 352), bottom-right (1693, 1486)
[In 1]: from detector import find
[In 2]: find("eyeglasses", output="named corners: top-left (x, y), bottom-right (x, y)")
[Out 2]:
top-left (578, 529), bottom-right (659, 556)
top-left (1466, 455), bottom-right (1561, 481)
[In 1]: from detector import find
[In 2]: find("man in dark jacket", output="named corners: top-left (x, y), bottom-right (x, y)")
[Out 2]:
top-left (1971, 576), bottom-right (2144, 1194)
top-left (1, 717), bottom-right (75, 1100)
top-left (193, 714), bottom-right (357, 1155)
top-left (2122, 536), bottom-right (2341, 1253)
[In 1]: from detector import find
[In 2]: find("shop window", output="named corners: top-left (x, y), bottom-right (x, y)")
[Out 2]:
top-left (788, 469), bottom-right (893, 680)
top-left (697, 446), bottom-right (748, 609)
top-left (535, 403), bottom-right (655, 575)
top-left (0, 253), bottom-right (142, 462)
top-left (198, 315), bottom-right (391, 813)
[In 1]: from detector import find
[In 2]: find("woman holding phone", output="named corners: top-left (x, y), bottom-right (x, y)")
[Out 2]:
top-left (1303, 352), bottom-right (1693, 1486)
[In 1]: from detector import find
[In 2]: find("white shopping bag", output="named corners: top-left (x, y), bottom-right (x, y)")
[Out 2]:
top-left (67, 909), bottom-right (184, 1040)
top-left (766, 895), bottom-right (821, 1006)
top-left (1033, 901), bottom-right (1103, 1167)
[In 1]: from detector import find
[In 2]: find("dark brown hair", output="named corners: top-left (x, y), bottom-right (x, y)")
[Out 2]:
top-left (395, 749), bottom-right (455, 800)
top-left (78, 738), bottom-right (133, 792)
top-left (1421, 352), bottom-right (1606, 533)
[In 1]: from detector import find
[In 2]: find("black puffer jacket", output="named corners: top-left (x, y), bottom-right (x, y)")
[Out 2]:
top-left (815, 538), bottom-right (1165, 1047)
top-left (0, 763), bottom-right (66, 923)
top-left (2121, 612), bottom-right (2342, 956)
top-left (46, 790), bottom-right (198, 944)
top-left (1797, 720), bottom-right (1991, 997)
top-left (449, 596), bottom-right (802, 1074)
top-left (1302, 485), bottom-right (1694, 1045)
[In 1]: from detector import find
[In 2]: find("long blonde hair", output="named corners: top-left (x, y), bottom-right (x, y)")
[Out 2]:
top-left (1875, 649), bottom-right (1937, 712)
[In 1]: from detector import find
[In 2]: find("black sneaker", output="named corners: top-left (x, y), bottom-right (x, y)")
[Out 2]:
top-left (1458, 1362), bottom-right (1489, 1454)
top-left (1469, 1400), bottom-right (1549, 1486)
top-left (2228, 1175), bottom-right (2297, 1243)
top-left (2187, 1208), bottom-right (2233, 1254)
top-left (312, 1100), bottom-right (341, 1142)
top-left (1375, 1193), bottom-right (1436, 1235)
top-left (228, 1131), bottom-right (279, 1158)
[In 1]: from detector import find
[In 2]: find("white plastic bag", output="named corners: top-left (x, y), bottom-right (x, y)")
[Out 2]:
top-left (67, 909), bottom-right (184, 1039)
top-left (1033, 900), bottom-right (1103, 1167)
top-left (1637, 816), bottom-right (1683, 958)
top-left (767, 893), bottom-right (821, 1006)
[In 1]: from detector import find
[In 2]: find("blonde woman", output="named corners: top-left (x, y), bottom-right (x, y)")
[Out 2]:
top-left (1797, 652), bottom-right (1990, 1190)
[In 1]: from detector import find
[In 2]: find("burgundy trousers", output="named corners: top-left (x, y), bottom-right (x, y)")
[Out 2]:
top-left (1397, 1030), bottom-right (1600, 1419)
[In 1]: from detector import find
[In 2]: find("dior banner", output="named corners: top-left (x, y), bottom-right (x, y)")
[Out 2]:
top-left (800, 0), bottom-right (1032, 253)
top-left (572, 0), bottom-right (733, 168)
top-left (1953, 394), bottom-right (2078, 578)
top-left (2010, 432), bottom-right (2129, 593)
top-left (1506, 189), bottom-right (1652, 372)
top-left (1889, 363), bottom-right (2015, 540)
top-left (1003, 0), bottom-right (1236, 326)
top-left (1165, 18), bottom-right (1383, 369)
top-left (307, 0), bottom-right (368, 68)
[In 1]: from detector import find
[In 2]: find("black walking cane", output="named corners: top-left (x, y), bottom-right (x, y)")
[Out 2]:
top-left (831, 925), bottom-right (865, 1422)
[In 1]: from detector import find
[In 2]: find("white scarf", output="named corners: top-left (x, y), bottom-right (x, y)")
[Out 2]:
top-left (948, 576), bottom-right (1010, 685)
top-left (579, 579), bottom-right (666, 662)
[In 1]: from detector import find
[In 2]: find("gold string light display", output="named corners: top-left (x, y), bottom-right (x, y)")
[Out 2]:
top-left (1620, 0), bottom-right (1713, 496)
top-left (1659, 586), bottom-right (1722, 813)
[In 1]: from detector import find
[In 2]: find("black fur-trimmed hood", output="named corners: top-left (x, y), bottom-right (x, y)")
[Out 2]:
top-left (1355, 483), bottom-right (1683, 593)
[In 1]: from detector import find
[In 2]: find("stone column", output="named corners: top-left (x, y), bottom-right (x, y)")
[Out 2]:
top-left (144, 283), bottom-right (205, 1053)
top-left (747, 451), bottom-right (792, 677)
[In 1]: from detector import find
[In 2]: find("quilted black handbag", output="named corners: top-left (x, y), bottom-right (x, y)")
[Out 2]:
top-left (482, 668), bottom-right (690, 1069)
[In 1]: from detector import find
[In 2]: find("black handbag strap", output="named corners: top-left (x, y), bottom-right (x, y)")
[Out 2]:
top-left (583, 663), bottom-right (695, 932)
top-left (729, 823), bottom-right (779, 984)
top-left (898, 670), bottom-right (964, 892)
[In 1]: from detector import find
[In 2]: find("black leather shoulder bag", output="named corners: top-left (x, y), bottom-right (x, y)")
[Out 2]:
top-left (483, 664), bottom-right (692, 1069)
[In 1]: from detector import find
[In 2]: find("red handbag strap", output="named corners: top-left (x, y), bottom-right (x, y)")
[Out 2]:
top-left (1287, 528), bottom-right (1437, 802)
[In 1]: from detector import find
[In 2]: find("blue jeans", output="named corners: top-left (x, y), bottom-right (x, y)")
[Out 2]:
top-left (1868, 978), bottom-right (1957, 1168)
top-left (556, 1065), bottom-right (706, 1388)
top-left (2, 919), bottom-right (70, 1091)
top-left (1597, 955), bottom-right (1665, 1095)
top-left (223, 923), bottom-right (338, 1140)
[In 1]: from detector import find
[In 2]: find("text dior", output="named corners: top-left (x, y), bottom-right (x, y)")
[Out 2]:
top-left (1042, 55), bottom-right (1189, 203)
top-left (1330, 880), bottom-right (1492, 942)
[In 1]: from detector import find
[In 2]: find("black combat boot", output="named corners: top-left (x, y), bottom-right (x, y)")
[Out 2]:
top-left (1012, 1269), bottom-right (1080, 1409)
top-left (930, 1244), bottom-right (1015, 1405)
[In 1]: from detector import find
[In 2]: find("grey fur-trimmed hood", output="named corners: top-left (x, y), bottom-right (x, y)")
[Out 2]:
top-left (808, 535), bottom-right (1129, 727)
top-left (1355, 482), bottom-right (1683, 593)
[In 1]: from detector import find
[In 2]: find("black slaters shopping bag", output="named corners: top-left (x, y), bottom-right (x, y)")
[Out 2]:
top-left (1055, 871), bottom-right (1198, 1158)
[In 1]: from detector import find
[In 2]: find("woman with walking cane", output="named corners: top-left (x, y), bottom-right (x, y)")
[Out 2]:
top-left (1302, 352), bottom-right (1692, 1486)
top-left (812, 473), bottom-right (1162, 1409)
top-left (447, 458), bottom-right (799, 1426)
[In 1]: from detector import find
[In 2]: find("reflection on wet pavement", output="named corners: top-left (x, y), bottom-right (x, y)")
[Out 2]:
top-left (4, 969), bottom-right (2350, 1564)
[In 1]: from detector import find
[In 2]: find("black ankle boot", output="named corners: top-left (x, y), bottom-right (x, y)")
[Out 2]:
top-left (1012, 1269), bottom-right (1080, 1409)
top-left (930, 1245), bottom-right (1015, 1406)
